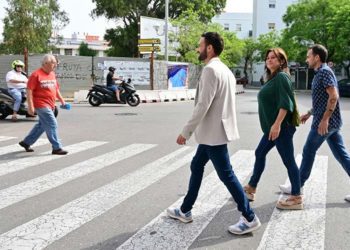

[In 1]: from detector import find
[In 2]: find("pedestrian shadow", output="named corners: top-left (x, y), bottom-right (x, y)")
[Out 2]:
top-left (326, 202), bottom-right (350, 208)
top-left (0, 151), bottom-right (50, 161)
top-left (81, 231), bottom-right (140, 250)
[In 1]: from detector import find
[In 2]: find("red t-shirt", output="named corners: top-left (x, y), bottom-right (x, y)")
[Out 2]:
top-left (27, 68), bottom-right (59, 109)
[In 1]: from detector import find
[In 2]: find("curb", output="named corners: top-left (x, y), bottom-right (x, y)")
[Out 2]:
top-left (73, 85), bottom-right (245, 104)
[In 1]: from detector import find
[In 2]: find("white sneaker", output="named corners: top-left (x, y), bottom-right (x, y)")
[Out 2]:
top-left (345, 195), bottom-right (350, 202)
top-left (279, 184), bottom-right (303, 195)
top-left (228, 215), bottom-right (261, 235)
top-left (166, 207), bottom-right (193, 223)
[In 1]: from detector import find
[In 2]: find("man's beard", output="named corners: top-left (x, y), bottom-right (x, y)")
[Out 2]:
top-left (198, 49), bottom-right (207, 61)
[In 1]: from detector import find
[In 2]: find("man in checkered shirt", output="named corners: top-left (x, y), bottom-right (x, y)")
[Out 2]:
top-left (279, 44), bottom-right (350, 202)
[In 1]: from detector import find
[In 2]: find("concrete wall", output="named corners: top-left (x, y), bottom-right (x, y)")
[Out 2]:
top-left (0, 55), bottom-right (203, 97)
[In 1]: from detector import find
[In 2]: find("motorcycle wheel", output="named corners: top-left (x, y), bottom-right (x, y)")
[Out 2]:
top-left (0, 106), bottom-right (10, 120)
top-left (126, 94), bottom-right (140, 107)
top-left (88, 95), bottom-right (102, 107)
top-left (0, 113), bottom-right (9, 120)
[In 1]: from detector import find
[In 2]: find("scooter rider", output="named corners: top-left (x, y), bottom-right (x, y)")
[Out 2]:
top-left (106, 66), bottom-right (123, 103)
top-left (5, 60), bottom-right (29, 121)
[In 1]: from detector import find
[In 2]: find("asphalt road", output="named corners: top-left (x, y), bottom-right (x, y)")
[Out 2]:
top-left (0, 89), bottom-right (349, 250)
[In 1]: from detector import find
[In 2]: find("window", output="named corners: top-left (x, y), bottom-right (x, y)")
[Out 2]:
top-left (269, 0), bottom-right (276, 8)
top-left (236, 24), bottom-right (242, 32)
top-left (268, 23), bottom-right (276, 30)
top-left (52, 48), bottom-right (60, 55)
top-left (224, 23), bottom-right (229, 31)
top-left (64, 49), bottom-right (73, 55)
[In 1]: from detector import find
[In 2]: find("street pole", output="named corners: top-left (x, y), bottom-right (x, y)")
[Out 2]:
top-left (165, 0), bottom-right (169, 62)
top-left (150, 50), bottom-right (154, 90)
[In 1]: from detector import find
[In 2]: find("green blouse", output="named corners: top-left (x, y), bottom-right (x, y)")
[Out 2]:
top-left (257, 72), bottom-right (294, 134)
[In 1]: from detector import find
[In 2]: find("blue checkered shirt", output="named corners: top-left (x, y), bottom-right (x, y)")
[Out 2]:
top-left (311, 63), bottom-right (342, 130)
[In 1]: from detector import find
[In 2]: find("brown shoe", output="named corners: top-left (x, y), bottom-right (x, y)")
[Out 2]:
top-left (276, 195), bottom-right (303, 210)
top-left (52, 148), bottom-right (68, 155)
top-left (11, 115), bottom-right (18, 122)
top-left (19, 141), bottom-right (34, 152)
top-left (244, 184), bottom-right (256, 201)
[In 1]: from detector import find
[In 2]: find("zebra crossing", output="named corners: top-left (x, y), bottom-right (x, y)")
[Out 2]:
top-left (0, 136), bottom-right (338, 249)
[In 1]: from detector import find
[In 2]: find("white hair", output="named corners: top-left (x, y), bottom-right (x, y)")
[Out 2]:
top-left (41, 54), bottom-right (56, 66)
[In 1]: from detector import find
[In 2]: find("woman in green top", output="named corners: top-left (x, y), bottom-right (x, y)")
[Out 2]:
top-left (244, 48), bottom-right (303, 209)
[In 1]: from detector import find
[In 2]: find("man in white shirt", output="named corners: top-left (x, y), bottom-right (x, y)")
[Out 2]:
top-left (6, 60), bottom-right (28, 121)
top-left (166, 32), bottom-right (261, 235)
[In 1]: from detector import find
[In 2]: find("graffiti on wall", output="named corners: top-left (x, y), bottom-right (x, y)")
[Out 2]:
top-left (103, 61), bottom-right (150, 85)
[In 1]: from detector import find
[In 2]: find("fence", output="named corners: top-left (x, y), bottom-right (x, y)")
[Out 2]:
top-left (0, 55), bottom-right (202, 97)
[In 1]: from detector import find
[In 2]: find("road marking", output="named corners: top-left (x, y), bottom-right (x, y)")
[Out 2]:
top-left (0, 146), bottom-right (193, 249)
top-left (257, 155), bottom-right (328, 250)
top-left (117, 150), bottom-right (255, 250)
top-left (0, 136), bottom-right (16, 142)
top-left (0, 143), bottom-right (156, 210)
top-left (0, 139), bottom-right (48, 156)
top-left (0, 141), bottom-right (107, 177)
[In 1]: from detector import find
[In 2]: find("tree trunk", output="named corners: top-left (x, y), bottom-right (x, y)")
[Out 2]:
top-left (345, 62), bottom-right (350, 79)
top-left (243, 56), bottom-right (249, 79)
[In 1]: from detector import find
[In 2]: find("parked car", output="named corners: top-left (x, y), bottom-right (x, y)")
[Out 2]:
top-left (338, 79), bottom-right (350, 97)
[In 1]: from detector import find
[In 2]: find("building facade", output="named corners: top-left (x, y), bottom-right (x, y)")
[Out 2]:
top-left (253, 0), bottom-right (298, 39)
top-left (50, 33), bottom-right (110, 57)
top-left (212, 12), bottom-right (253, 39)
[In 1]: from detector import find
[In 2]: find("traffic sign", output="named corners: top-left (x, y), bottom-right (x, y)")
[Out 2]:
top-left (138, 46), bottom-right (161, 52)
top-left (138, 38), bottom-right (161, 45)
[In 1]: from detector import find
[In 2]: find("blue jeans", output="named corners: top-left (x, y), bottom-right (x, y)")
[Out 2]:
top-left (23, 107), bottom-right (62, 150)
top-left (181, 144), bottom-right (255, 222)
top-left (8, 88), bottom-right (25, 112)
top-left (248, 126), bottom-right (301, 195)
top-left (300, 128), bottom-right (350, 187)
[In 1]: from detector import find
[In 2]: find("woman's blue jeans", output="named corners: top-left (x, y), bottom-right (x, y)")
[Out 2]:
top-left (248, 126), bottom-right (301, 195)
top-left (23, 107), bottom-right (62, 150)
top-left (181, 144), bottom-right (255, 222)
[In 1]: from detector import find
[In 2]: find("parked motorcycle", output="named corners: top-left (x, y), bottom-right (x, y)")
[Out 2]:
top-left (87, 78), bottom-right (140, 107)
top-left (0, 88), bottom-right (58, 120)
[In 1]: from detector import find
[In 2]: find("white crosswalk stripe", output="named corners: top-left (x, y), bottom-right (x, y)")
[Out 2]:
top-left (0, 141), bottom-right (107, 177)
top-left (0, 143), bottom-right (332, 250)
top-left (0, 136), bottom-right (16, 142)
top-left (0, 143), bottom-right (155, 210)
top-left (0, 146), bottom-right (193, 249)
top-left (117, 150), bottom-right (255, 250)
top-left (257, 155), bottom-right (328, 250)
top-left (0, 139), bottom-right (48, 156)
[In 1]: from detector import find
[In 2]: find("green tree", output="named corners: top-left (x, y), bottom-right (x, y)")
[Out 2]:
top-left (78, 42), bottom-right (98, 57)
top-left (241, 38), bottom-right (259, 79)
top-left (1, 0), bottom-right (69, 54)
top-left (281, 0), bottom-right (350, 77)
top-left (91, 0), bottom-right (226, 57)
top-left (170, 11), bottom-right (243, 68)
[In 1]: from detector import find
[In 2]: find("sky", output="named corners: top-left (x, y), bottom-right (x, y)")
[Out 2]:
top-left (0, 0), bottom-right (253, 40)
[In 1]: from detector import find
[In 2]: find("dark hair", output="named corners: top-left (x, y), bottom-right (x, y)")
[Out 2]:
top-left (264, 47), bottom-right (290, 81)
top-left (201, 32), bottom-right (224, 56)
top-left (109, 66), bottom-right (115, 72)
top-left (308, 44), bottom-right (328, 63)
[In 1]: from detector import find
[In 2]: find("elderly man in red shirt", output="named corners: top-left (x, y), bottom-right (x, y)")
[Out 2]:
top-left (19, 54), bottom-right (69, 155)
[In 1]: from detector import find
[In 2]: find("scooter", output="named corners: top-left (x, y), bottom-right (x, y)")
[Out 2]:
top-left (0, 88), bottom-right (58, 120)
top-left (87, 78), bottom-right (141, 107)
